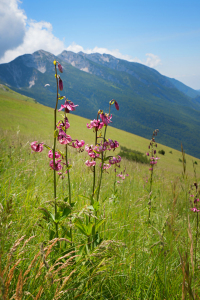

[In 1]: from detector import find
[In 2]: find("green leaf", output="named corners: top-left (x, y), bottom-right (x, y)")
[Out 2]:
top-left (43, 144), bottom-right (52, 150)
top-left (93, 202), bottom-right (100, 212)
top-left (95, 219), bottom-right (105, 231)
top-left (87, 205), bottom-right (94, 211)
top-left (54, 129), bottom-right (59, 138)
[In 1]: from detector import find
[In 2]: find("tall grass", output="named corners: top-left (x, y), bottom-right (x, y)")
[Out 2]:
top-left (0, 128), bottom-right (200, 299)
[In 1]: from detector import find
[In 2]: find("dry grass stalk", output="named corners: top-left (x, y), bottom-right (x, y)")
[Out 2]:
top-left (179, 249), bottom-right (194, 300)
top-left (23, 251), bottom-right (40, 280)
top-left (53, 269), bottom-right (76, 299)
top-left (3, 236), bottom-right (26, 276)
top-left (15, 270), bottom-right (23, 300)
top-left (45, 238), bottom-right (71, 259)
top-left (52, 256), bottom-right (78, 274)
top-left (20, 236), bottom-right (36, 251)
top-left (4, 259), bottom-right (21, 300)
top-left (188, 217), bottom-right (194, 275)
top-left (24, 291), bottom-right (34, 299)
top-left (34, 286), bottom-right (43, 300)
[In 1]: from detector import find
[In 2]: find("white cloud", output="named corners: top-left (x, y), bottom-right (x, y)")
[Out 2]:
top-left (0, 1), bottom-right (161, 69)
top-left (145, 53), bottom-right (161, 68)
top-left (0, 0), bottom-right (65, 63)
top-left (66, 42), bottom-right (161, 68)
top-left (0, 0), bottom-right (26, 58)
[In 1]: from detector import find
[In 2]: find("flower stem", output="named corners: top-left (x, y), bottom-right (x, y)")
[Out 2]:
top-left (65, 113), bottom-right (72, 243)
top-left (54, 65), bottom-right (59, 238)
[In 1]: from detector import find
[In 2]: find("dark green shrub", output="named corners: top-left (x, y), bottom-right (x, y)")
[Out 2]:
top-left (119, 146), bottom-right (149, 164)
top-left (169, 151), bottom-right (172, 154)
top-left (158, 149), bottom-right (165, 155)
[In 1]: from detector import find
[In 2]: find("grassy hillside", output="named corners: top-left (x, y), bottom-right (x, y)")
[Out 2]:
top-left (1, 50), bottom-right (200, 158)
top-left (1, 85), bottom-right (200, 299)
top-left (0, 84), bottom-right (199, 177)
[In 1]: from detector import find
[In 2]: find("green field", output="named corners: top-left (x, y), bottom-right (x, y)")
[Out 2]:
top-left (0, 85), bottom-right (200, 299)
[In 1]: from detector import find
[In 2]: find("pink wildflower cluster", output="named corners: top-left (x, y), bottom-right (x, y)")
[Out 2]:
top-left (72, 140), bottom-right (85, 149)
top-left (189, 182), bottom-right (200, 212)
top-left (31, 141), bottom-right (44, 152)
top-left (100, 113), bottom-right (112, 126)
top-left (109, 156), bottom-right (121, 165)
top-left (147, 129), bottom-right (159, 171)
top-left (58, 99), bottom-right (78, 113)
top-left (87, 119), bottom-right (104, 130)
top-left (116, 169), bottom-right (129, 184)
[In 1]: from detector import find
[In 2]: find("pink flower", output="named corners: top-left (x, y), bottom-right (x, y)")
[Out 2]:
top-left (146, 152), bottom-right (149, 156)
top-left (58, 129), bottom-right (72, 144)
top-left (194, 198), bottom-right (200, 203)
top-left (86, 119), bottom-right (104, 130)
top-left (115, 100), bottom-right (119, 110)
top-left (85, 160), bottom-right (96, 167)
top-left (31, 141), bottom-right (44, 152)
top-left (190, 207), bottom-right (200, 212)
top-left (48, 150), bottom-right (61, 159)
top-left (109, 155), bottom-right (121, 165)
top-left (59, 78), bottom-right (63, 91)
top-left (100, 113), bottom-right (112, 126)
top-left (100, 163), bottom-right (111, 170)
top-left (57, 62), bottom-right (63, 73)
top-left (72, 139), bottom-right (85, 148)
top-left (49, 159), bottom-right (62, 171)
top-left (58, 100), bottom-right (78, 113)
top-left (57, 119), bottom-right (70, 130)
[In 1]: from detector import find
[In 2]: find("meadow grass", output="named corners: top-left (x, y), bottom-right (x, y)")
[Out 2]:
top-left (0, 85), bottom-right (200, 299)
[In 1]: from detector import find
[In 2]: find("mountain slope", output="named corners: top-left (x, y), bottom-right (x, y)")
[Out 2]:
top-left (0, 50), bottom-right (200, 158)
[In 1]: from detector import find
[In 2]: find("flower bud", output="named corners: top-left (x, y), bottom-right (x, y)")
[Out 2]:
top-left (57, 62), bottom-right (63, 73)
top-left (59, 78), bottom-right (63, 91)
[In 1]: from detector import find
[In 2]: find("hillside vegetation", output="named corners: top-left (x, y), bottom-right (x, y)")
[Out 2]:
top-left (0, 85), bottom-right (200, 299)
top-left (0, 50), bottom-right (200, 158)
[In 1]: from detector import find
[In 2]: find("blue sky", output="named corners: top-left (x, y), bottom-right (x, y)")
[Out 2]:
top-left (1, 0), bottom-right (200, 89)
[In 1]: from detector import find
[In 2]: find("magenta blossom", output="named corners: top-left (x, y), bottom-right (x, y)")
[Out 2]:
top-left (85, 160), bottom-right (96, 167)
top-left (194, 198), bottom-right (200, 203)
top-left (86, 119), bottom-right (104, 130)
top-left (72, 139), bottom-right (85, 149)
top-left (109, 155), bottom-right (121, 165)
top-left (58, 129), bottom-right (72, 145)
top-left (99, 163), bottom-right (111, 170)
top-left (58, 100), bottom-right (78, 113)
top-left (31, 141), bottom-right (44, 152)
top-left (190, 207), bottom-right (200, 212)
top-left (57, 62), bottom-right (63, 73)
top-left (115, 100), bottom-right (119, 110)
top-left (100, 113), bottom-right (112, 126)
top-left (57, 119), bottom-right (70, 130)
top-left (49, 159), bottom-right (62, 171)
top-left (48, 150), bottom-right (61, 159)
top-left (59, 78), bottom-right (63, 91)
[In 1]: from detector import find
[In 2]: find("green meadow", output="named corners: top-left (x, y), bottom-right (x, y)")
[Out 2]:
top-left (0, 84), bottom-right (200, 299)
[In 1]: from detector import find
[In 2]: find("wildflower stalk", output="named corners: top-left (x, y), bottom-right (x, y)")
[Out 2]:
top-left (147, 129), bottom-right (159, 222)
top-left (195, 212), bottom-right (198, 269)
top-left (92, 117), bottom-right (98, 199)
top-left (54, 63), bottom-right (59, 238)
top-left (65, 112), bottom-right (72, 243)
top-left (96, 125), bottom-right (107, 203)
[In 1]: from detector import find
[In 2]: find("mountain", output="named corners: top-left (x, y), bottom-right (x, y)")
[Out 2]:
top-left (166, 77), bottom-right (200, 99)
top-left (0, 49), bottom-right (200, 158)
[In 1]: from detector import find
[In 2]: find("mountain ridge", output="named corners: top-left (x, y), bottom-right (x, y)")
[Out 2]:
top-left (0, 49), bottom-right (200, 158)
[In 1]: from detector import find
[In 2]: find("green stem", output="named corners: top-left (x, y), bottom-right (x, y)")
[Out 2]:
top-left (97, 125), bottom-right (107, 203)
top-left (53, 65), bottom-right (59, 238)
top-left (65, 112), bottom-right (72, 243)
top-left (195, 212), bottom-right (199, 270)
